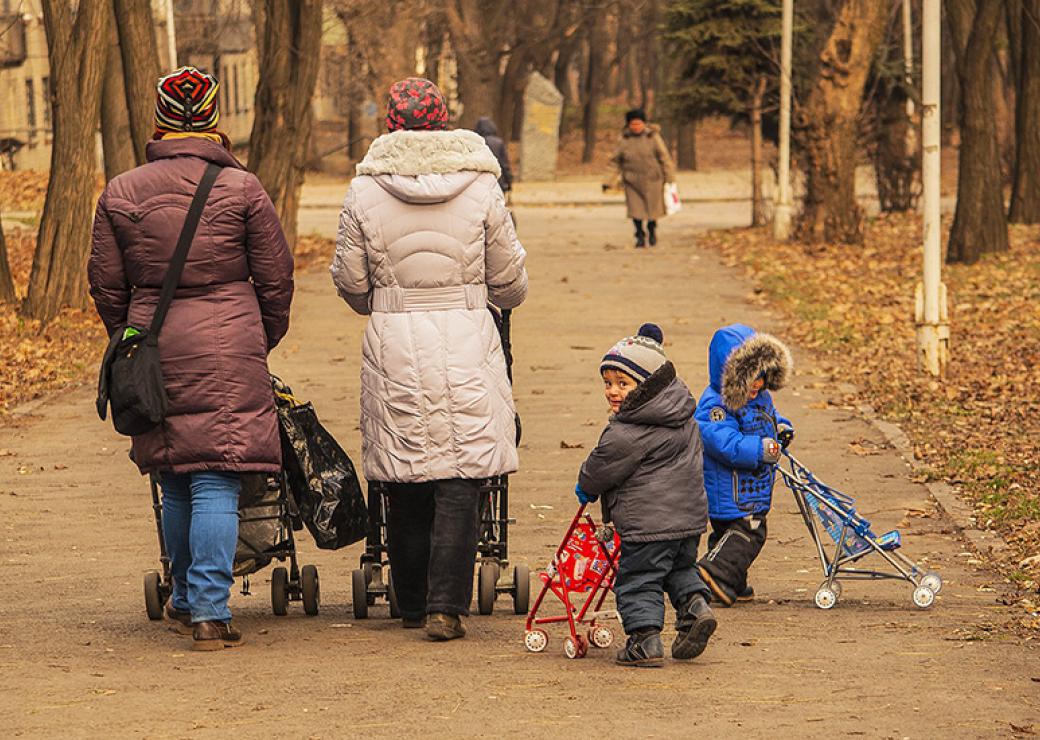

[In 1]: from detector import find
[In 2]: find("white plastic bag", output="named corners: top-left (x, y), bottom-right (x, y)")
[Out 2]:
top-left (664, 182), bottom-right (682, 215)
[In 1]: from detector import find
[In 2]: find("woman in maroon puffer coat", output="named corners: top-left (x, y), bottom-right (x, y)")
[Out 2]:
top-left (88, 67), bottom-right (293, 651)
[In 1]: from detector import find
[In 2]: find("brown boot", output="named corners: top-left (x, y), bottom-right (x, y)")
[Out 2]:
top-left (425, 612), bottom-right (466, 641)
top-left (191, 621), bottom-right (245, 651)
top-left (164, 601), bottom-right (193, 636)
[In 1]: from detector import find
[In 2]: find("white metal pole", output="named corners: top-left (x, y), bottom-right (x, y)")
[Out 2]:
top-left (902, 0), bottom-right (916, 156)
top-left (165, 0), bottom-right (178, 70)
top-left (916, 0), bottom-right (948, 377)
top-left (773, 0), bottom-right (794, 240)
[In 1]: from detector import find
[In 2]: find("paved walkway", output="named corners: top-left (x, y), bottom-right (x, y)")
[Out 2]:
top-left (0, 196), bottom-right (1035, 738)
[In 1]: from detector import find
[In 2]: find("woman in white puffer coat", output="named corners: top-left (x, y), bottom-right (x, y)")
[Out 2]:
top-left (331, 78), bottom-right (528, 641)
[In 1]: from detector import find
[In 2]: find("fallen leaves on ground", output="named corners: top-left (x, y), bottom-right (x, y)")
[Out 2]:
top-left (700, 213), bottom-right (1040, 627)
top-left (0, 171), bottom-right (51, 212)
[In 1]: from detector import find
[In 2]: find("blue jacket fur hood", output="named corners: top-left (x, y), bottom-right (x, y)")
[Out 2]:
top-left (695, 324), bottom-right (793, 520)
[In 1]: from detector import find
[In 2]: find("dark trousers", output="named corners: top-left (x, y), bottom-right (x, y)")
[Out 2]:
top-left (384, 479), bottom-right (481, 620)
top-left (632, 219), bottom-right (657, 237)
top-left (615, 535), bottom-right (710, 635)
top-left (698, 516), bottom-right (768, 598)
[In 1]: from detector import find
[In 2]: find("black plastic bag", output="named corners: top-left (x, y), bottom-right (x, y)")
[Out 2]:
top-left (275, 383), bottom-right (367, 550)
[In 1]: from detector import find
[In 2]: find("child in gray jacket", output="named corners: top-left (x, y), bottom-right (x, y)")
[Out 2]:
top-left (576, 324), bottom-right (716, 667)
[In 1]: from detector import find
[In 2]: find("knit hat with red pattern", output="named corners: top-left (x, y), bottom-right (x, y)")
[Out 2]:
top-left (386, 77), bottom-right (449, 132)
top-left (155, 66), bottom-right (221, 134)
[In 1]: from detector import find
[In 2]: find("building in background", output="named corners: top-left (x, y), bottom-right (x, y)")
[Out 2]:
top-left (0, 1), bottom-right (51, 170)
top-left (0, 0), bottom-right (374, 173)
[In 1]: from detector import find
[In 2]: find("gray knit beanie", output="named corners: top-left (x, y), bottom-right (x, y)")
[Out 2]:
top-left (600, 324), bottom-right (668, 382)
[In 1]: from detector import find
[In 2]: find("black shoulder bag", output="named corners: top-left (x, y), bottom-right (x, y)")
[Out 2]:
top-left (96, 162), bottom-right (222, 436)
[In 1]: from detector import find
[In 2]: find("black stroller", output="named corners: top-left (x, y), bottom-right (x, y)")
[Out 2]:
top-left (143, 471), bottom-right (320, 620)
top-left (351, 307), bottom-right (530, 618)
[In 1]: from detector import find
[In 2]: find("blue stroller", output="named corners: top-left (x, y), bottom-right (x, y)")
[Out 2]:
top-left (778, 452), bottom-right (943, 609)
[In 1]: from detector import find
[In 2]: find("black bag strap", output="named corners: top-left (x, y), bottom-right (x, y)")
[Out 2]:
top-left (147, 162), bottom-right (222, 343)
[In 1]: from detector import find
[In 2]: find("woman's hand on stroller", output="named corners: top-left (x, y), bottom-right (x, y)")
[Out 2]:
top-left (777, 423), bottom-right (795, 450)
top-left (575, 483), bottom-right (598, 506)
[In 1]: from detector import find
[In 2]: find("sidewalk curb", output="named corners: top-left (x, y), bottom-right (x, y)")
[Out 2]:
top-left (834, 382), bottom-right (1010, 557)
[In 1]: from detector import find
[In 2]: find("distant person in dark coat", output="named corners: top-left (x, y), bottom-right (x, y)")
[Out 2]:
top-left (474, 117), bottom-right (513, 194)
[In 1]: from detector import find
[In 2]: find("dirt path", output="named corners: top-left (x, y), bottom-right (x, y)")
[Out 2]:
top-left (1, 199), bottom-right (1037, 739)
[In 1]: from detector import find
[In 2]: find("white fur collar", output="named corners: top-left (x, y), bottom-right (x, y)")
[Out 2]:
top-left (357, 129), bottom-right (502, 178)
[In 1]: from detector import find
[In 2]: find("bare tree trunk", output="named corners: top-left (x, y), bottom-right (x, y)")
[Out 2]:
top-left (456, 52), bottom-right (500, 129)
top-left (796, 0), bottom-right (888, 245)
top-left (676, 120), bottom-right (697, 170)
top-left (873, 92), bottom-right (917, 212)
top-left (23, 0), bottom-right (109, 321)
top-left (750, 77), bottom-right (767, 227)
top-left (1009, 0), bottom-right (1040, 223)
top-left (248, 0), bottom-right (323, 250)
top-left (581, 13), bottom-right (606, 163)
top-left (0, 213), bottom-right (16, 304)
top-left (113, 0), bottom-right (162, 164)
top-left (497, 50), bottom-right (529, 142)
top-left (101, 4), bottom-right (136, 181)
top-left (945, 0), bottom-right (1008, 262)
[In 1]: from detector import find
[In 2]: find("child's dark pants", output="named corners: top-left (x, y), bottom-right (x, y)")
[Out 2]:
top-left (615, 535), bottom-right (711, 634)
top-left (384, 479), bottom-right (481, 620)
top-left (698, 515), bottom-right (768, 599)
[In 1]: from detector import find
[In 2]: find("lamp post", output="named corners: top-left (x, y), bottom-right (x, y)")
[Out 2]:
top-left (165, 0), bottom-right (178, 69)
top-left (773, 0), bottom-right (794, 240)
top-left (915, 0), bottom-right (948, 377)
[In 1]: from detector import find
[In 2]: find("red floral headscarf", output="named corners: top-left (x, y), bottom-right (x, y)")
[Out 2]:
top-left (386, 77), bottom-right (449, 132)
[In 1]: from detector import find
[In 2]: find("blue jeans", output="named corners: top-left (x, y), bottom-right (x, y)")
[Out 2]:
top-left (159, 472), bottom-right (241, 623)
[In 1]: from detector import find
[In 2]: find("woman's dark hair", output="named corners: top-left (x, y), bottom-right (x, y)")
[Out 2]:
top-left (625, 108), bottom-right (647, 124)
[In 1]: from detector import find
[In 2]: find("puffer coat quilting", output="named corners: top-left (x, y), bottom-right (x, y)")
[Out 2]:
top-left (330, 129), bottom-right (528, 483)
top-left (610, 124), bottom-right (676, 221)
top-left (89, 137), bottom-right (294, 475)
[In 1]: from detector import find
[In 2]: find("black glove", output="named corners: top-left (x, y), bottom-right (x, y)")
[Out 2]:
top-left (777, 423), bottom-right (795, 450)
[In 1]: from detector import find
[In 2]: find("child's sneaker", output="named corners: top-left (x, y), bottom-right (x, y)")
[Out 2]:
top-left (671, 593), bottom-right (717, 660)
top-left (615, 629), bottom-right (664, 667)
top-left (736, 585), bottom-right (755, 602)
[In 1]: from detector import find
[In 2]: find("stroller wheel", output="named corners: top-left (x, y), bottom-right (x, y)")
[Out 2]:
top-left (387, 570), bottom-right (401, 619)
top-left (512, 564), bottom-right (531, 615)
top-left (524, 629), bottom-right (548, 653)
top-left (829, 580), bottom-right (843, 598)
top-left (912, 585), bottom-right (936, 609)
top-left (301, 565), bottom-right (320, 616)
top-left (271, 566), bottom-right (289, 616)
top-left (589, 625), bottom-right (614, 649)
top-left (351, 569), bottom-right (369, 619)
top-left (144, 571), bottom-right (163, 621)
top-left (478, 562), bottom-right (499, 616)
top-left (563, 635), bottom-right (588, 660)
top-left (921, 572), bottom-right (943, 594)
top-left (814, 585), bottom-right (838, 610)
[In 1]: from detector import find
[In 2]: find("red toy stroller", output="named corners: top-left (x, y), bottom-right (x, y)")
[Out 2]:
top-left (523, 504), bottom-right (622, 659)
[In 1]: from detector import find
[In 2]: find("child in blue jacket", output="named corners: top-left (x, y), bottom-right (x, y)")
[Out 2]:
top-left (695, 324), bottom-right (794, 606)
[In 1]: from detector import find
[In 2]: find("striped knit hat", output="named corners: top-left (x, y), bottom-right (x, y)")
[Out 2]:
top-left (600, 324), bottom-right (668, 382)
top-left (155, 66), bottom-right (220, 134)
top-left (386, 77), bottom-right (449, 132)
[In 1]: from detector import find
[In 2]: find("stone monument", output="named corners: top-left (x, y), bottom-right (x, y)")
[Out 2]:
top-left (520, 72), bottom-right (564, 181)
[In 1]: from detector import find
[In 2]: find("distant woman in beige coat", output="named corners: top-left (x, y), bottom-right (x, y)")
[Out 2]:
top-left (331, 78), bottom-right (528, 641)
top-left (607, 108), bottom-right (676, 248)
